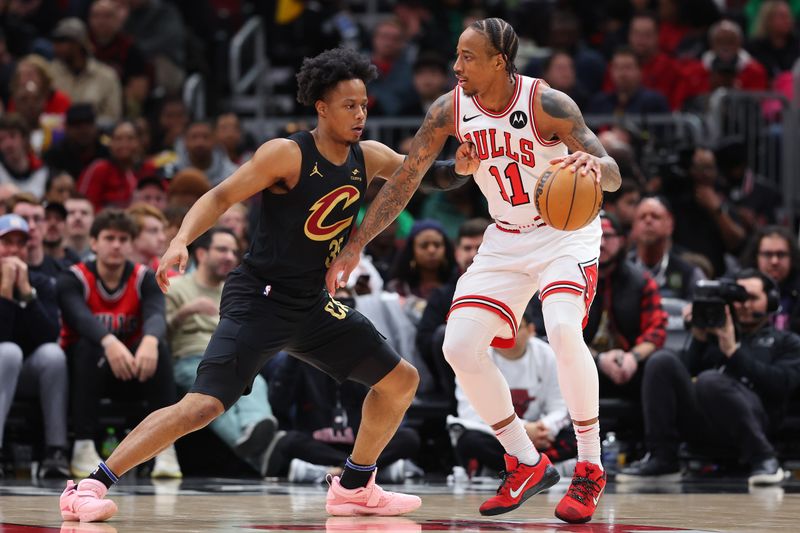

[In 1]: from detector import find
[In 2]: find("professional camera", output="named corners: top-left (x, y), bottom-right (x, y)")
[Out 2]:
top-left (691, 279), bottom-right (748, 328)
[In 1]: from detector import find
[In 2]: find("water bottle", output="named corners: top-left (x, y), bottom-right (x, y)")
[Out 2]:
top-left (601, 431), bottom-right (620, 474)
top-left (100, 427), bottom-right (119, 459)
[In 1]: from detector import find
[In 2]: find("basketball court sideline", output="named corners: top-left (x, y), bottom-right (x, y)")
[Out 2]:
top-left (1, 476), bottom-right (798, 532)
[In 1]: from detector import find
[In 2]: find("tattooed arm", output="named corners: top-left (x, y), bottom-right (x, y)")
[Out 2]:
top-left (538, 87), bottom-right (621, 192)
top-left (325, 92), bottom-right (455, 293)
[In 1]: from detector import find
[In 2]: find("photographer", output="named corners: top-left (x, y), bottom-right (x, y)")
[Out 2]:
top-left (618, 270), bottom-right (800, 485)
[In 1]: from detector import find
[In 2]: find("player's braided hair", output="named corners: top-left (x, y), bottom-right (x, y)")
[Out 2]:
top-left (469, 18), bottom-right (519, 77)
top-left (296, 47), bottom-right (378, 107)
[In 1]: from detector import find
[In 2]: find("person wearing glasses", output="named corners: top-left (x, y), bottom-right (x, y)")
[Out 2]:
top-left (740, 225), bottom-right (800, 334)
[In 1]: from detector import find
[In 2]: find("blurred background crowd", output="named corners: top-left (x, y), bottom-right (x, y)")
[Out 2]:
top-left (1, 0), bottom-right (800, 487)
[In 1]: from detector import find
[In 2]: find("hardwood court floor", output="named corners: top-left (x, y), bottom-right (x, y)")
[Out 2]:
top-left (1, 476), bottom-right (798, 532)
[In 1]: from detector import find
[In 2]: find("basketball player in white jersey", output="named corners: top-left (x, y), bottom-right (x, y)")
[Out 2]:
top-left (327, 18), bottom-right (621, 523)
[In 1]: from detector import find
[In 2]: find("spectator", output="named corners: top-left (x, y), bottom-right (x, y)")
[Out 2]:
top-left (747, 0), bottom-right (800, 79)
top-left (166, 228), bottom-right (278, 471)
top-left (715, 139), bottom-right (781, 230)
top-left (399, 52), bottom-right (451, 116)
top-left (669, 147), bottom-right (747, 277)
top-left (587, 48), bottom-right (671, 116)
top-left (9, 63), bottom-right (62, 156)
top-left (162, 205), bottom-right (188, 245)
top-left (416, 218), bottom-right (489, 399)
top-left (42, 201), bottom-right (79, 266)
top-left (167, 168), bottom-right (211, 209)
top-left (629, 196), bottom-right (706, 300)
top-left (214, 113), bottom-right (253, 166)
top-left (740, 225), bottom-right (800, 334)
top-left (7, 55), bottom-right (71, 119)
top-left (64, 195), bottom-right (95, 262)
top-left (450, 309), bottom-right (575, 476)
top-left (44, 171), bottom-right (75, 205)
top-left (124, 0), bottom-right (187, 95)
top-left (126, 203), bottom-right (166, 271)
top-left (58, 209), bottom-right (179, 478)
top-left (0, 214), bottom-right (69, 479)
top-left (523, 10), bottom-right (606, 94)
top-left (542, 51), bottom-right (590, 111)
top-left (175, 121), bottom-right (238, 186)
top-left (88, 0), bottom-right (150, 119)
top-left (44, 104), bottom-right (109, 180)
top-left (50, 18), bottom-right (122, 127)
top-left (367, 17), bottom-right (415, 116)
top-left (618, 269), bottom-right (800, 485)
top-left (0, 114), bottom-right (48, 197)
top-left (150, 97), bottom-right (188, 154)
top-left (387, 220), bottom-right (456, 301)
top-left (702, 20), bottom-right (769, 91)
top-left (588, 213), bottom-right (667, 402)
top-left (267, 352), bottom-right (421, 484)
top-left (131, 175), bottom-right (167, 212)
top-left (9, 193), bottom-right (63, 278)
top-left (78, 120), bottom-right (155, 211)
top-left (218, 202), bottom-right (249, 251)
top-left (626, 12), bottom-right (687, 110)
top-left (602, 177), bottom-right (642, 235)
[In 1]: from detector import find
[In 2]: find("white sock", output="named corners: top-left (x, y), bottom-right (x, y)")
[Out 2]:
top-left (575, 420), bottom-right (602, 468)
top-left (495, 417), bottom-right (540, 466)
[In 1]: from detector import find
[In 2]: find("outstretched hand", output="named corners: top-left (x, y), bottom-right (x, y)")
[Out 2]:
top-left (156, 240), bottom-right (189, 293)
top-left (550, 151), bottom-right (602, 184)
top-left (325, 244), bottom-right (360, 295)
top-left (455, 141), bottom-right (480, 175)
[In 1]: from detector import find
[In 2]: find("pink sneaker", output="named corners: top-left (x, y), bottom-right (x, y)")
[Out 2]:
top-left (326, 472), bottom-right (421, 516)
top-left (60, 479), bottom-right (118, 522)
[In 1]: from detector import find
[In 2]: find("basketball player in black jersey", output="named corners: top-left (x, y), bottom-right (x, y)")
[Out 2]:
top-left (59, 47), bottom-right (480, 521)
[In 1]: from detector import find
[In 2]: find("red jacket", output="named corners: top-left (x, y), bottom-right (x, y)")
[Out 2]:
top-left (78, 158), bottom-right (157, 211)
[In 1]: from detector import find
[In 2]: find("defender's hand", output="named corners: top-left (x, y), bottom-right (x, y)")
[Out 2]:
top-left (455, 142), bottom-right (479, 175)
top-left (550, 151), bottom-right (602, 184)
top-left (157, 240), bottom-right (189, 293)
top-left (325, 245), bottom-right (360, 295)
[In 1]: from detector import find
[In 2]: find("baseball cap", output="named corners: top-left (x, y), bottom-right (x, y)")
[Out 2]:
top-left (52, 18), bottom-right (92, 53)
top-left (0, 214), bottom-right (30, 239)
top-left (44, 201), bottom-right (68, 220)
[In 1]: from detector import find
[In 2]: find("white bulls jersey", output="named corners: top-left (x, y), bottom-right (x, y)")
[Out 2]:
top-left (454, 74), bottom-right (566, 229)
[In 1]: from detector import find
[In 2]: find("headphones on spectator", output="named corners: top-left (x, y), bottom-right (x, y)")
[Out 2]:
top-left (762, 274), bottom-right (780, 315)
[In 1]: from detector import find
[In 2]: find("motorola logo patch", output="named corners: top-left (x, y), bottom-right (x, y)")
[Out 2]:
top-left (509, 111), bottom-right (528, 129)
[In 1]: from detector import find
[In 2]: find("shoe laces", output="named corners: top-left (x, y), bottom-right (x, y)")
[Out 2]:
top-left (566, 474), bottom-right (601, 504)
top-left (495, 468), bottom-right (521, 495)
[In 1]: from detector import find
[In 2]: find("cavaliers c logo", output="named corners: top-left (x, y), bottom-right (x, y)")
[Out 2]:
top-left (304, 185), bottom-right (361, 241)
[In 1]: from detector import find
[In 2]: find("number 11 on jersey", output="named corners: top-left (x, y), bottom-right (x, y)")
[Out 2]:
top-left (489, 162), bottom-right (530, 206)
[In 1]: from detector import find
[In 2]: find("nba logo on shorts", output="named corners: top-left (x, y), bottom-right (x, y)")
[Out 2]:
top-left (263, 284), bottom-right (272, 297)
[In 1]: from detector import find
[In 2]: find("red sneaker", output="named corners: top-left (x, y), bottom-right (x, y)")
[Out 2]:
top-left (554, 461), bottom-right (606, 524)
top-left (479, 454), bottom-right (560, 516)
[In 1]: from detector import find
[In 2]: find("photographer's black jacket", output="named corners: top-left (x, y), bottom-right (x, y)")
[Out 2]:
top-left (686, 325), bottom-right (800, 420)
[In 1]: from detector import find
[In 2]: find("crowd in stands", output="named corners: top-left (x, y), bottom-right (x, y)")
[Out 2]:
top-left (1, 0), bottom-right (800, 485)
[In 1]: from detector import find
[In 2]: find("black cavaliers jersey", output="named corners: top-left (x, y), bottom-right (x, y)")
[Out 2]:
top-left (242, 131), bottom-right (368, 293)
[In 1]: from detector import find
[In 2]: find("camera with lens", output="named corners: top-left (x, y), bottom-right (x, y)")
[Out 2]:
top-left (691, 279), bottom-right (748, 329)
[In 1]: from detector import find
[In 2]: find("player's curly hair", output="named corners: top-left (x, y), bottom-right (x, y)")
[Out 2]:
top-left (296, 48), bottom-right (378, 107)
top-left (469, 18), bottom-right (519, 77)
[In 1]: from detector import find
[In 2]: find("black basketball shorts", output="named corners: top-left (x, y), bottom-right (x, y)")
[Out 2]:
top-left (190, 268), bottom-right (401, 410)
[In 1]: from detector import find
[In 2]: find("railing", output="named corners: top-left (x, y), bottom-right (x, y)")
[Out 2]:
top-left (182, 73), bottom-right (206, 120)
top-left (229, 16), bottom-right (267, 121)
top-left (708, 89), bottom-right (798, 224)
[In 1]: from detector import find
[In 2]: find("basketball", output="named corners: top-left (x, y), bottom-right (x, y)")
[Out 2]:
top-left (534, 163), bottom-right (603, 231)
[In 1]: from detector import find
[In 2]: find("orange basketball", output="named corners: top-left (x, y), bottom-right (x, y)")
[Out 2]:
top-left (534, 163), bottom-right (603, 231)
